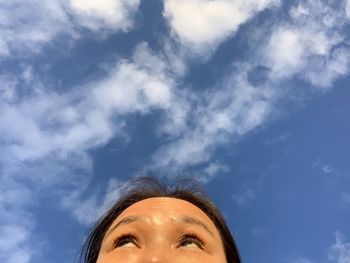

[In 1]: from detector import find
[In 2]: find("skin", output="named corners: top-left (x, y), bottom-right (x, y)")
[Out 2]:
top-left (96, 197), bottom-right (227, 263)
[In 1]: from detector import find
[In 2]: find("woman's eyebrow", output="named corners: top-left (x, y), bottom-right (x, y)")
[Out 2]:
top-left (105, 216), bottom-right (139, 238)
top-left (181, 216), bottom-right (215, 238)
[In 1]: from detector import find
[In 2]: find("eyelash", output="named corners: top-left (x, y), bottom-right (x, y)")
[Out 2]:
top-left (113, 234), bottom-right (139, 248)
top-left (177, 233), bottom-right (205, 249)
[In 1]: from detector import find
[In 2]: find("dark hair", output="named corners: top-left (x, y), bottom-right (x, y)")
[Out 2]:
top-left (80, 176), bottom-right (241, 263)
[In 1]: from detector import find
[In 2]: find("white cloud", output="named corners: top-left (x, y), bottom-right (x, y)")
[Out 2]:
top-left (231, 174), bottom-right (265, 207)
top-left (132, 41), bottom-right (188, 78)
top-left (0, 0), bottom-right (140, 58)
top-left (306, 46), bottom-right (350, 88)
top-left (4, 0), bottom-right (347, 187)
top-left (61, 178), bottom-right (124, 225)
top-left (0, 43), bottom-right (175, 262)
top-left (322, 164), bottom-right (335, 174)
top-left (263, 0), bottom-right (350, 88)
top-left (328, 232), bottom-right (350, 263)
top-left (0, 45), bottom-right (174, 163)
top-left (91, 62), bottom-right (172, 114)
top-left (151, 0), bottom-right (350, 177)
top-left (265, 28), bottom-right (304, 76)
top-left (1, 1), bottom-right (350, 261)
top-left (0, 74), bottom-right (20, 102)
top-left (152, 63), bottom-right (276, 170)
top-left (68, 0), bottom-right (140, 32)
top-left (163, 0), bottom-right (280, 55)
top-left (0, 0), bottom-right (67, 57)
top-left (0, 186), bottom-right (35, 263)
top-left (203, 161), bottom-right (230, 181)
top-left (0, 225), bottom-right (29, 252)
top-left (7, 249), bottom-right (32, 263)
top-left (312, 159), bottom-right (336, 175)
top-left (0, 44), bottom-right (175, 172)
top-left (342, 193), bottom-right (350, 205)
top-left (346, 0), bottom-right (350, 18)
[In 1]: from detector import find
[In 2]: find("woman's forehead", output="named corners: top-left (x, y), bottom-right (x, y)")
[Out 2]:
top-left (120, 197), bottom-right (207, 216)
top-left (111, 197), bottom-right (217, 231)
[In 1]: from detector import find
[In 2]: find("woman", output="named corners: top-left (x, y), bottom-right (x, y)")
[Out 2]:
top-left (80, 176), bottom-right (241, 262)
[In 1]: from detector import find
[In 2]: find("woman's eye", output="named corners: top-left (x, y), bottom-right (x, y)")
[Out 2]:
top-left (114, 235), bottom-right (138, 248)
top-left (178, 235), bottom-right (204, 249)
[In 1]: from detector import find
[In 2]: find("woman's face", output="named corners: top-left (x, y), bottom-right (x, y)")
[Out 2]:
top-left (96, 197), bottom-right (227, 262)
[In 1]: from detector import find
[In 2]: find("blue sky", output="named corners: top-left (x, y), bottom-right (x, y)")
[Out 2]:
top-left (1, 0), bottom-right (350, 262)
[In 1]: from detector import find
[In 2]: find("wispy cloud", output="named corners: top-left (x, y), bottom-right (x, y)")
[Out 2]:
top-left (347, 0), bottom-right (350, 18)
top-left (68, 0), bottom-right (140, 32)
top-left (328, 232), bottom-right (350, 263)
top-left (61, 178), bottom-right (125, 225)
top-left (232, 187), bottom-right (257, 207)
top-left (290, 232), bottom-right (350, 263)
top-left (152, 62), bottom-right (278, 170)
top-left (1, 44), bottom-right (175, 163)
top-left (0, 0), bottom-right (140, 58)
top-left (322, 165), bottom-right (335, 174)
top-left (202, 161), bottom-right (230, 182)
top-left (231, 174), bottom-right (265, 207)
top-left (313, 159), bottom-right (337, 175)
top-left (151, 0), bottom-right (350, 173)
top-left (0, 174), bottom-right (37, 263)
top-left (262, 0), bottom-right (350, 88)
top-left (0, 42), bottom-right (176, 262)
top-left (342, 192), bottom-right (350, 205)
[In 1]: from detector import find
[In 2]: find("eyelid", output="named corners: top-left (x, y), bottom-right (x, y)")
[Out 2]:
top-left (113, 234), bottom-right (140, 248)
top-left (177, 233), bottom-right (205, 249)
